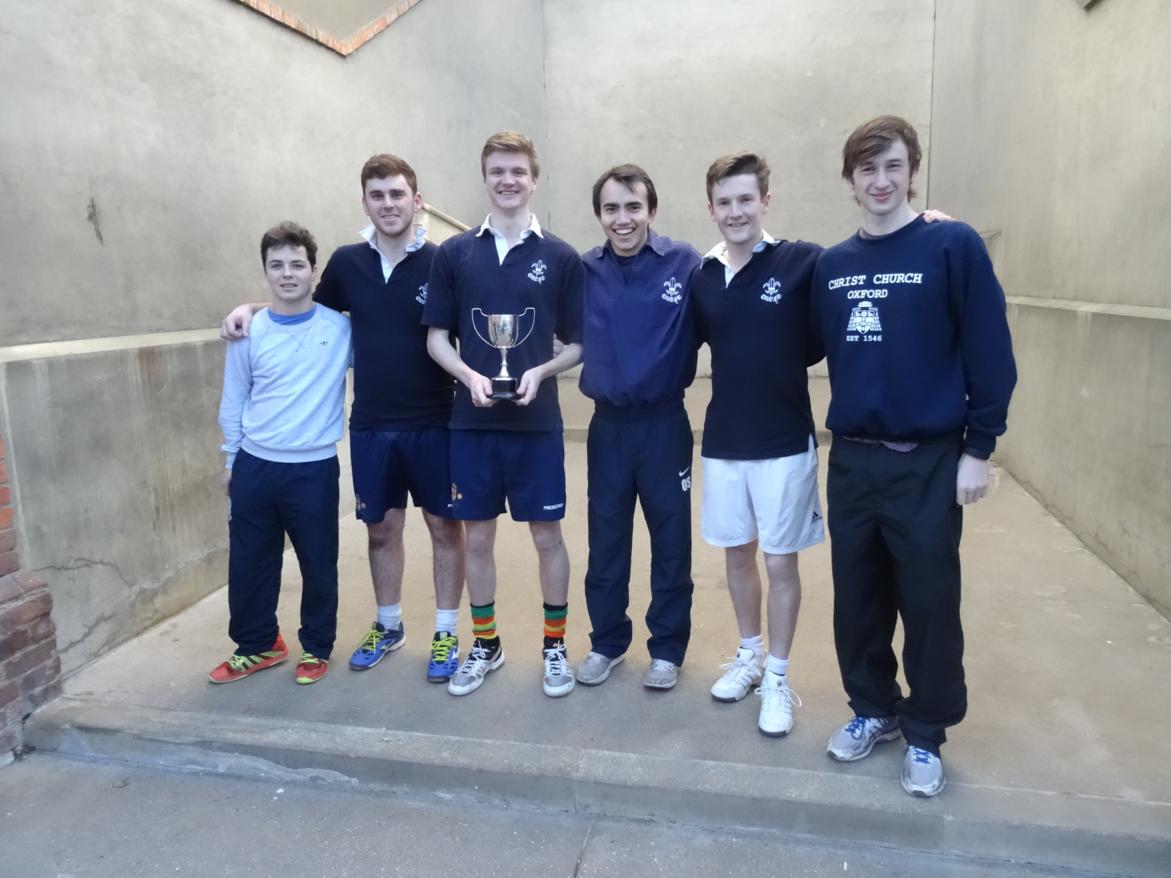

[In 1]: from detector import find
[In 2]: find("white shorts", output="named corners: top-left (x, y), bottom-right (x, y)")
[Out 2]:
top-left (701, 436), bottom-right (824, 555)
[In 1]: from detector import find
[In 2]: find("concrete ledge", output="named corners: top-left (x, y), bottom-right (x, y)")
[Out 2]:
top-left (27, 696), bottom-right (1171, 878)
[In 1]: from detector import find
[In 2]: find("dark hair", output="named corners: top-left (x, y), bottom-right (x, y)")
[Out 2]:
top-left (591, 163), bottom-right (658, 217)
top-left (260, 221), bottom-right (318, 268)
top-left (480, 131), bottom-right (540, 179)
top-left (361, 154), bottom-right (419, 194)
top-left (705, 152), bottom-right (770, 202)
top-left (841, 115), bottom-right (923, 200)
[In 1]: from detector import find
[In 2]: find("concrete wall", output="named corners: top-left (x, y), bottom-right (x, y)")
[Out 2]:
top-left (541, 0), bottom-right (935, 253)
top-left (930, 0), bottom-right (1171, 617)
top-left (0, 0), bottom-right (545, 672)
top-left (0, 0), bottom-right (544, 346)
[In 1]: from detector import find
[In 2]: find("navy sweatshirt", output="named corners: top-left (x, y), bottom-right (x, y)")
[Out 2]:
top-left (423, 227), bottom-right (584, 432)
top-left (313, 241), bottom-right (453, 430)
top-left (579, 230), bottom-right (701, 411)
top-left (812, 216), bottom-right (1016, 459)
top-left (692, 239), bottom-right (823, 459)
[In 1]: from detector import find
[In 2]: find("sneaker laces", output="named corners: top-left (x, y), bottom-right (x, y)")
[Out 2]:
top-left (755, 678), bottom-right (803, 709)
top-left (648, 658), bottom-right (674, 673)
top-left (717, 650), bottom-right (760, 685)
top-left (543, 643), bottom-right (569, 677)
top-left (908, 746), bottom-right (935, 765)
top-left (459, 642), bottom-right (491, 675)
top-left (358, 625), bottom-right (389, 653)
top-left (845, 714), bottom-right (880, 739)
top-left (298, 652), bottom-right (323, 667)
top-left (431, 633), bottom-right (457, 662)
top-left (227, 653), bottom-right (258, 672)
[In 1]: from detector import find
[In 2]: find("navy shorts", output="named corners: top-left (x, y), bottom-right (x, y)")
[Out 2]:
top-left (350, 426), bottom-right (453, 521)
top-left (449, 429), bottom-right (566, 521)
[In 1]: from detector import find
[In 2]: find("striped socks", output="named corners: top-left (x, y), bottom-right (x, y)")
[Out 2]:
top-left (471, 602), bottom-right (497, 643)
top-left (543, 602), bottom-right (567, 648)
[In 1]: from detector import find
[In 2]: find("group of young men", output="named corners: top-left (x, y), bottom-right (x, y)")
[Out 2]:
top-left (213, 117), bottom-right (1016, 798)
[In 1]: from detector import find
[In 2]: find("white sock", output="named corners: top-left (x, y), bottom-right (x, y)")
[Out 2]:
top-left (377, 604), bottom-right (402, 630)
top-left (740, 634), bottom-right (764, 655)
top-left (765, 654), bottom-right (789, 678)
top-left (435, 607), bottom-right (459, 635)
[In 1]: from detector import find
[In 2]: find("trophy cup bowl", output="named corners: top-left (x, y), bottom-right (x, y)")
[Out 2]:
top-left (472, 307), bottom-right (536, 400)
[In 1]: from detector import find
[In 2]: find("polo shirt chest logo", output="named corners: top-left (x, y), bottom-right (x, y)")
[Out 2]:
top-left (661, 277), bottom-right (683, 304)
top-left (760, 277), bottom-right (783, 303)
top-left (415, 282), bottom-right (428, 305)
top-left (528, 259), bottom-right (547, 284)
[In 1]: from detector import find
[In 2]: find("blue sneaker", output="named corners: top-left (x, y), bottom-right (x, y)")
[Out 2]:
top-left (348, 622), bottom-right (405, 670)
top-left (427, 630), bottom-right (460, 683)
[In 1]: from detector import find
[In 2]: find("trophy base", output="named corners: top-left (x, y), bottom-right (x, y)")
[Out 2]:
top-left (490, 377), bottom-right (519, 401)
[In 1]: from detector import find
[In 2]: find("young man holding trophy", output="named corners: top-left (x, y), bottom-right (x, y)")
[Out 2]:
top-left (424, 131), bottom-right (586, 699)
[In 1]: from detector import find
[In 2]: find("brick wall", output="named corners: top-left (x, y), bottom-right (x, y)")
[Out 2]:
top-left (0, 435), bottom-right (61, 763)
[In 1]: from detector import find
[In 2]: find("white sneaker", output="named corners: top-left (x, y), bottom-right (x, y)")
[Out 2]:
top-left (710, 647), bottom-right (764, 702)
top-left (826, 714), bottom-right (901, 762)
top-left (642, 658), bottom-right (679, 690)
top-left (902, 746), bottom-right (946, 797)
top-left (447, 639), bottom-right (504, 696)
top-left (542, 641), bottom-right (576, 697)
top-left (756, 671), bottom-right (801, 737)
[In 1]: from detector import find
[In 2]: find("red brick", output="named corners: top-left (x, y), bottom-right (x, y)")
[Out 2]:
top-left (0, 456), bottom-right (7, 482)
top-left (0, 508), bottom-right (11, 530)
top-left (0, 593), bottom-right (51, 629)
top-left (19, 658), bottom-right (61, 697)
top-left (0, 551), bottom-right (17, 577)
top-left (1, 639), bottom-right (56, 680)
top-left (0, 485), bottom-right (8, 505)
top-left (0, 629), bottom-right (31, 663)
top-left (0, 529), bottom-right (15, 554)
top-left (12, 571), bottom-right (47, 595)
top-left (0, 575), bottom-right (22, 605)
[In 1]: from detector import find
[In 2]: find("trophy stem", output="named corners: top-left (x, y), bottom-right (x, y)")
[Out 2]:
top-left (498, 347), bottom-right (511, 379)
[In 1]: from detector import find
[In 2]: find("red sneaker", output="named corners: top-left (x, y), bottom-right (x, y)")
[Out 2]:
top-left (295, 652), bottom-right (329, 685)
top-left (208, 634), bottom-right (289, 684)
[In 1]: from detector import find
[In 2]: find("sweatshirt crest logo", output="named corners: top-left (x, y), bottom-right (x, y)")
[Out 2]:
top-left (661, 277), bottom-right (683, 304)
top-left (416, 282), bottom-right (428, 305)
top-left (528, 260), bottom-right (547, 284)
top-left (761, 277), bottom-right (783, 303)
top-left (846, 301), bottom-right (883, 335)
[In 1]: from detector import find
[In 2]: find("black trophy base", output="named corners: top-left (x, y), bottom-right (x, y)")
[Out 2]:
top-left (490, 376), bottom-right (519, 401)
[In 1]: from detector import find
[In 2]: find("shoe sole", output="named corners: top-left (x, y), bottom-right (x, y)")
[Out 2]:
top-left (711, 689), bottom-right (753, 704)
top-left (903, 775), bottom-right (947, 797)
top-left (207, 654), bottom-right (288, 684)
top-left (577, 654), bottom-right (625, 686)
top-left (543, 676), bottom-right (576, 697)
top-left (826, 728), bottom-right (902, 762)
top-left (758, 726), bottom-right (791, 738)
top-left (348, 635), bottom-right (406, 671)
top-left (295, 668), bottom-right (328, 685)
top-left (644, 678), bottom-right (677, 690)
top-left (447, 650), bottom-right (505, 696)
top-left (427, 666), bottom-right (457, 683)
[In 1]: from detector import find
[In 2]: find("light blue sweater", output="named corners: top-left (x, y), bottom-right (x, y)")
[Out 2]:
top-left (219, 306), bottom-right (352, 467)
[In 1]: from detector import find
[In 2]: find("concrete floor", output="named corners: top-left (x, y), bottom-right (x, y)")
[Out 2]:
top-left (22, 378), bottom-right (1171, 876)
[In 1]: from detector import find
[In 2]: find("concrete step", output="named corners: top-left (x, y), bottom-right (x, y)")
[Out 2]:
top-left (27, 403), bottom-right (1171, 878)
top-left (27, 695), bottom-right (1171, 877)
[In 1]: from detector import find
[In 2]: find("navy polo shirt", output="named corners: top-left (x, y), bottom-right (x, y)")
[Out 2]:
top-left (813, 216), bottom-right (1016, 459)
top-left (579, 229), bottom-right (701, 410)
top-left (423, 227), bottom-right (584, 431)
top-left (692, 238), bottom-right (823, 460)
top-left (314, 241), bottom-right (453, 430)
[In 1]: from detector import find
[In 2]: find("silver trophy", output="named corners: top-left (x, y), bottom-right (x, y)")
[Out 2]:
top-left (471, 307), bottom-right (536, 400)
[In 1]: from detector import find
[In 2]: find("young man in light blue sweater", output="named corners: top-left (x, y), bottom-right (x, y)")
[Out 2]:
top-left (210, 222), bottom-right (352, 686)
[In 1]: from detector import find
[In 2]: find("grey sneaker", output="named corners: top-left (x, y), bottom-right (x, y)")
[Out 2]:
top-left (543, 641), bottom-right (576, 697)
top-left (710, 647), bottom-right (764, 702)
top-left (447, 638), bottom-right (504, 696)
top-left (642, 658), bottom-right (679, 690)
top-left (902, 746), bottom-right (946, 797)
top-left (826, 714), bottom-right (901, 761)
top-left (756, 671), bottom-right (801, 737)
top-left (576, 651), bottom-right (624, 686)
